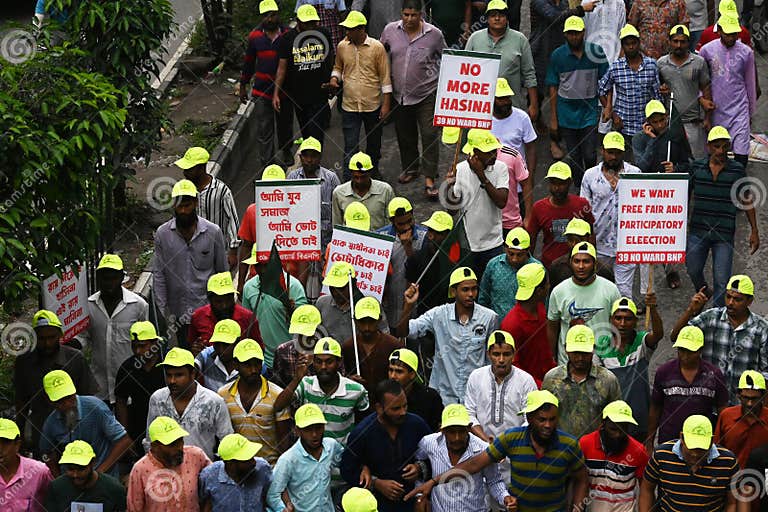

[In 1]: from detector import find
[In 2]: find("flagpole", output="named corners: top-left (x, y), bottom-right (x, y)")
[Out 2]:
top-left (415, 208), bottom-right (469, 285)
top-left (666, 92), bottom-right (674, 162)
top-left (348, 269), bottom-right (361, 375)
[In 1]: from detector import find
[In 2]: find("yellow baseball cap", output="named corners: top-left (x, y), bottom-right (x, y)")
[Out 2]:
top-left (719, 0), bottom-right (738, 16)
top-left (565, 324), bottom-right (595, 353)
top-left (546, 161), bottom-right (572, 180)
top-left (619, 24), bottom-right (640, 39)
top-left (602, 400), bottom-right (638, 425)
top-left (171, 179), bottom-right (198, 199)
top-left (59, 440), bottom-right (96, 466)
top-left (388, 197), bottom-right (413, 218)
top-left (487, 330), bottom-right (515, 349)
top-left (0, 418), bottom-right (20, 440)
top-left (259, 0), bottom-right (279, 14)
top-left (233, 338), bottom-right (264, 362)
top-left (43, 370), bottom-right (77, 402)
top-left (389, 348), bottom-right (419, 373)
top-left (148, 416), bottom-right (189, 445)
top-left (340, 10), bottom-right (367, 28)
top-left (505, 227), bottom-right (530, 250)
top-left (718, 14), bottom-right (741, 34)
top-left (298, 136), bottom-right (322, 152)
top-left (207, 271), bottom-right (237, 296)
top-left (342, 487), bottom-right (378, 512)
top-left (611, 297), bottom-right (638, 316)
top-left (130, 321), bottom-right (159, 342)
top-left (563, 15), bottom-right (585, 32)
top-left (486, 0), bottom-right (508, 11)
top-left (354, 297), bottom-right (381, 320)
top-left (262, 164), bottom-right (286, 181)
top-left (519, 389), bottom-right (559, 415)
top-left (295, 403), bottom-right (327, 428)
top-left (727, 274), bottom-right (754, 296)
top-left (314, 337), bottom-right (342, 358)
top-left (218, 433), bottom-right (262, 461)
top-left (323, 261), bottom-right (355, 288)
top-left (571, 241), bottom-right (597, 260)
top-left (682, 415), bottom-right (713, 450)
top-left (515, 262), bottom-right (546, 301)
top-left (210, 319), bottom-right (241, 344)
top-left (242, 243), bottom-right (260, 266)
top-left (349, 152), bottom-right (374, 171)
top-left (442, 127), bottom-right (460, 144)
top-left (448, 267), bottom-right (477, 298)
top-left (174, 147), bottom-right (210, 169)
top-left (669, 24), bottom-right (690, 37)
top-left (673, 325), bottom-right (704, 352)
top-left (462, 129), bottom-right (502, 155)
top-left (739, 370), bottom-right (767, 390)
top-left (32, 309), bottom-right (63, 330)
top-left (289, 305), bottom-right (322, 336)
top-left (441, 404), bottom-right (471, 428)
top-left (344, 201), bottom-right (371, 231)
top-left (707, 125), bottom-right (731, 142)
top-left (159, 347), bottom-right (196, 367)
top-left (645, 99), bottom-right (666, 119)
top-left (564, 218), bottom-right (592, 236)
top-left (97, 253), bottom-right (123, 271)
top-left (496, 77), bottom-right (515, 97)
top-left (602, 131), bottom-right (625, 151)
top-left (423, 211), bottom-right (453, 232)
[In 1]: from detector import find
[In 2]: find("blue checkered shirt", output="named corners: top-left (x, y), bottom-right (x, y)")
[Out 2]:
top-left (598, 56), bottom-right (661, 136)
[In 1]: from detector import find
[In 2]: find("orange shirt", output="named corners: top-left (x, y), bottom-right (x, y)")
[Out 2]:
top-left (714, 405), bottom-right (768, 467)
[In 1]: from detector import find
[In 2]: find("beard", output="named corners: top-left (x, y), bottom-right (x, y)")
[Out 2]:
top-left (175, 211), bottom-right (196, 229)
top-left (262, 20), bottom-right (278, 30)
top-left (493, 104), bottom-right (512, 118)
top-left (212, 305), bottom-right (235, 320)
top-left (604, 158), bottom-right (623, 171)
top-left (600, 428), bottom-right (629, 454)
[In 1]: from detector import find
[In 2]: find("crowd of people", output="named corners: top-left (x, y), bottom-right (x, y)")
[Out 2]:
top-left (7, 0), bottom-right (766, 510)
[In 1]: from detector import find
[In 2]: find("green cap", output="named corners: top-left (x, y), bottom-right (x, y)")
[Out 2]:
top-left (243, 244), bottom-right (260, 266)
top-left (349, 152), bottom-right (374, 171)
top-left (422, 211), bottom-right (453, 232)
top-left (611, 297), bottom-right (638, 316)
top-left (32, 310), bottom-right (63, 330)
top-left (262, 164), bottom-right (286, 181)
top-left (565, 324), bottom-right (595, 353)
top-left (602, 400), bottom-right (638, 425)
top-left (462, 129), bottom-right (502, 154)
top-left (314, 337), bottom-right (342, 358)
top-left (354, 297), bottom-right (381, 320)
top-left (148, 416), bottom-right (189, 445)
top-left (389, 348), bottom-right (419, 373)
top-left (719, 0), bottom-right (738, 16)
top-left (59, 440), bottom-right (96, 466)
top-left (645, 99), bottom-right (666, 118)
top-left (505, 227), bottom-right (530, 250)
top-left (602, 131), bottom-right (626, 151)
top-left (707, 125), bottom-right (731, 142)
top-left (571, 241), bottom-right (597, 260)
top-left (442, 127), bottom-right (460, 144)
top-left (448, 267), bottom-right (477, 298)
top-left (669, 24), bottom-right (690, 37)
top-left (619, 24), bottom-right (640, 39)
top-left (682, 415), bottom-right (713, 450)
top-left (234, 338), bottom-right (265, 362)
top-left (171, 179), bottom-right (198, 199)
top-left (738, 370), bottom-right (767, 390)
top-left (43, 370), bottom-right (76, 402)
top-left (289, 305), bottom-right (322, 336)
top-left (342, 487), bottom-right (378, 512)
top-left (207, 271), bottom-right (237, 296)
top-left (718, 14), bottom-right (741, 34)
top-left (495, 77), bottom-right (515, 97)
top-left (323, 261), bottom-right (355, 288)
top-left (0, 418), bottom-right (20, 440)
top-left (515, 262), bottom-right (546, 301)
top-left (546, 161), bottom-right (572, 180)
top-left (564, 218), bottom-right (592, 236)
top-left (727, 274), bottom-right (754, 296)
top-left (519, 390), bottom-right (559, 415)
top-left (130, 321), bottom-right (159, 342)
top-left (387, 197), bottom-right (413, 218)
top-left (486, 0), bottom-right (508, 11)
top-left (158, 347), bottom-right (195, 367)
top-left (441, 404), bottom-right (471, 428)
top-left (174, 147), bottom-right (210, 169)
top-left (295, 403), bottom-right (327, 428)
top-left (563, 15), bottom-right (585, 32)
top-left (298, 136), bottom-right (322, 153)
top-left (344, 201), bottom-right (371, 231)
top-left (259, 0), bottom-right (279, 14)
top-left (340, 10), bottom-right (367, 28)
top-left (674, 325), bottom-right (704, 352)
top-left (218, 433), bottom-right (262, 461)
top-left (210, 319), bottom-right (241, 344)
top-left (97, 254), bottom-right (124, 271)
top-left (487, 330), bottom-right (515, 349)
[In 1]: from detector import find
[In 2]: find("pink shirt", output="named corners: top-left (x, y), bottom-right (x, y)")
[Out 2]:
top-left (0, 455), bottom-right (52, 512)
top-left (127, 445), bottom-right (211, 512)
top-left (497, 146), bottom-right (530, 229)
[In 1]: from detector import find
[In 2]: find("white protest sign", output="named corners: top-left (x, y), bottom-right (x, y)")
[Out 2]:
top-left (42, 263), bottom-right (90, 342)
top-left (433, 49), bottom-right (501, 129)
top-left (254, 179), bottom-right (321, 261)
top-left (323, 226), bottom-right (394, 302)
top-left (616, 174), bottom-right (689, 264)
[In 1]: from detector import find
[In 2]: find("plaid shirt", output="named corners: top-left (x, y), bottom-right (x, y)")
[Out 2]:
top-left (598, 55), bottom-right (661, 136)
top-left (689, 307), bottom-right (768, 404)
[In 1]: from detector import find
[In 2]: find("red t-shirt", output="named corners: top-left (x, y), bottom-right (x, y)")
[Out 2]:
top-left (500, 302), bottom-right (555, 386)
top-left (696, 25), bottom-right (752, 50)
top-left (527, 195), bottom-right (594, 267)
top-left (188, 303), bottom-right (263, 348)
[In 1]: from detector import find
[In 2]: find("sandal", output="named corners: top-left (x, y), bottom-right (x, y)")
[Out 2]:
top-left (425, 185), bottom-right (439, 200)
top-left (666, 270), bottom-right (681, 289)
top-left (398, 170), bottom-right (419, 184)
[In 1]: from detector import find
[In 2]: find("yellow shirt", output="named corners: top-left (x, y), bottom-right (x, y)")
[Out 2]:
top-left (332, 36), bottom-right (392, 112)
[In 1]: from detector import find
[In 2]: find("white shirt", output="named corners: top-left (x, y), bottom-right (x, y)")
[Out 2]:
top-left (491, 108), bottom-right (537, 159)
top-left (583, 0), bottom-right (626, 64)
top-left (454, 160), bottom-right (509, 252)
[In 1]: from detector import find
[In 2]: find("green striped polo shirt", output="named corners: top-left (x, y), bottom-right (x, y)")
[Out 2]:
top-left (645, 440), bottom-right (739, 511)
top-left (487, 427), bottom-right (585, 512)
top-left (293, 373), bottom-right (369, 444)
top-left (688, 158), bottom-right (746, 241)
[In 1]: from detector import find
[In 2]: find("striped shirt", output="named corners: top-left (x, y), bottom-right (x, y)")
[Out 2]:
top-left (416, 432), bottom-right (509, 511)
top-left (292, 374), bottom-right (369, 443)
top-left (219, 376), bottom-right (291, 465)
top-left (241, 25), bottom-right (287, 99)
top-left (645, 440), bottom-right (738, 511)
top-left (597, 56), bottom-right (661, 136)
top-left (687, 158), bottom-right (747, 241)
top-left (487, 427), bottom-right (585, 512)
top-left (197, 177), bottom-right (239, 249)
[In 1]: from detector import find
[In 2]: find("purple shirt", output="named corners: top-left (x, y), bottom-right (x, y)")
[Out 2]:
top-left (652, 359), bottom-right (728, 443)
top-left (0, 455), bottom-right (53, 512)
top-left (379, 20), bottom-right (446, 105)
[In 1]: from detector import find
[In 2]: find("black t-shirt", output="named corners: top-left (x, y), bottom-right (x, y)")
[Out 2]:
top-left (277, 27), bottom-right (334, 105)
top-left (407, 383), bottom-right (444, 432)
top-left (745, 444), bottom-right (768, 511)
top-left (45, 473), bottom-right (127, 512)
top-left (114, 356), bottom-right (166, 440)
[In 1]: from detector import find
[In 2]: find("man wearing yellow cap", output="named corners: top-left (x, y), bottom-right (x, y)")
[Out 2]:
top-left (632, 98), bottom-right (692, 174)
top-left (47, 440), bottom-right (126, 511)
top-left (272, 304), bottom-right (325, 387)
top-left (128, 416), bottom-right (211, 511)
top-left (413, 404), bottom-right (514, 511)
top-left (76, 253), bottom-right (149, 404)
top-left (715, 370), bottom-right (768, 467)
top-left (0, 418), bottom-right (52, 511)
top-left (580, 401), bottom-right (649, 512)
top-left (640, 415), bottom-right (739, 512)
top-left (342, 486), bottom-right (378, 512)
top-left (387, 348), bottom-right (443, 431)
top-left (332, 151), bottom-right (395, 230)
top-left (154, 179), bottom-right (227, 347)
top-left (548, 217), bottom-right (615, 288)
top-left (627, 0), bottom-right (689, 59)
top-left (199, 433), bottom-right (273, 510)
top-left (696, 0), bottom-right (752, 50)
top-left (194, 318), bottom-right (242, 392)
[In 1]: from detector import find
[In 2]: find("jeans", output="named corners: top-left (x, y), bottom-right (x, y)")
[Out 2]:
top-left (561, 125), bottom-right (598, 187)
top-left (283, 100), bottom-right (330, 143)
top-left (685, 231), bottom-right (734, 307)
top-left (341, 108), bottom-right (383, 180)
top-left (252, 96), bottom-right (294, 171)
top-left (394, 94), bottom-right (439, 179)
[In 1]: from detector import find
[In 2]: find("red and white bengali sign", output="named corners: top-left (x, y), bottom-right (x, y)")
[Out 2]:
top-left (255, 179), bottom-right (321, 261)
top-left (42, 264), bottom-right (90, 342)
top-left (323, 226), bottom-right (394, 302)
top-left (616, 174), bottom-right (689, 264)
top-left (433, 49), bottom-right (501, 129)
